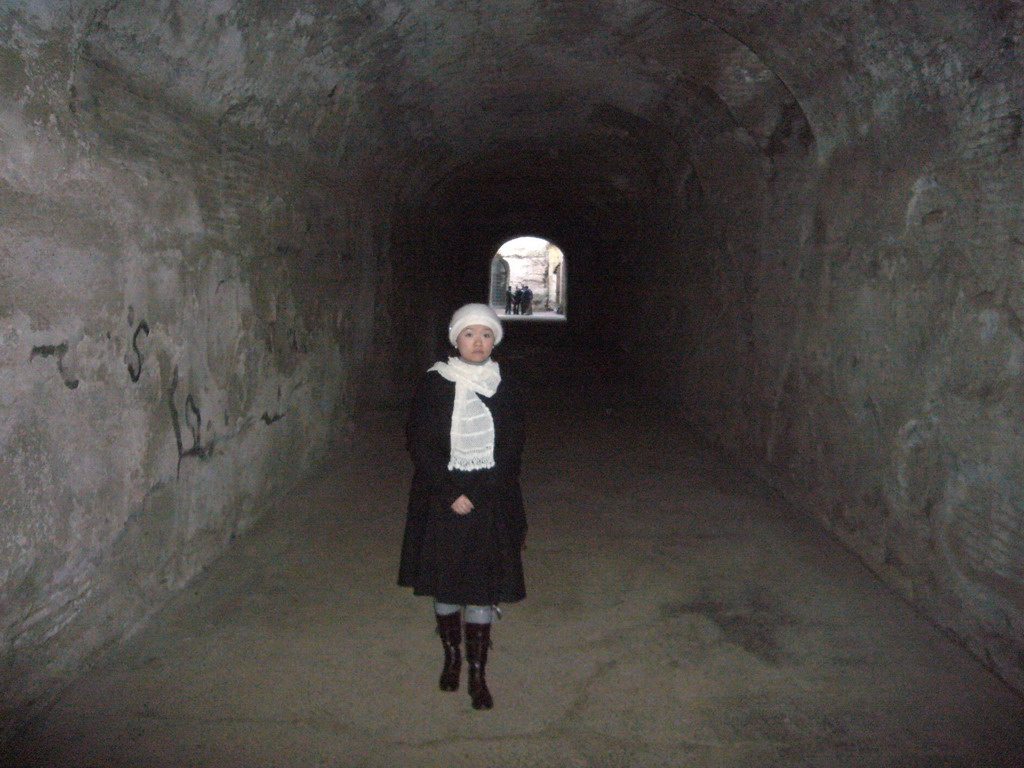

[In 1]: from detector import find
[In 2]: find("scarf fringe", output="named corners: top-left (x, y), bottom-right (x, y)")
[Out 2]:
top-left (448, 455), bottom-right (496, 471)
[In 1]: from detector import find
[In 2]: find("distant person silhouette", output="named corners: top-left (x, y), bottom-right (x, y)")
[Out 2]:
top-left (522, 285), bottom-right (533, 315)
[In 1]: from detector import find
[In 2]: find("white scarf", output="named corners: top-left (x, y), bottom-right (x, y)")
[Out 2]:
top-left (428, 356), bottom-right (501, 471)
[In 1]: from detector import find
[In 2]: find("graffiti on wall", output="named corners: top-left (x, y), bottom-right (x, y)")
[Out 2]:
top-left (168, 365), bottom-right (214, 478)
top-left (30, 343), bottom-right (80, 389)
top-left (260, 384), bottom-right (288, 425)
top-left (127, 320), bottom-right (150, 383)
top-left (26, 297), bottom-right (314, 481)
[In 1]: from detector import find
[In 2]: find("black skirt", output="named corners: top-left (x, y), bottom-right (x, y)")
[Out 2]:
top-left (398, 370), bottom-right (527, 605)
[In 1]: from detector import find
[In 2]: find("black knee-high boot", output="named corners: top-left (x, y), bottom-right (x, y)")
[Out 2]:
top-left (436, 612), bottom-right (462, 691)
top-left (464, 622), bottom-right (494, 710)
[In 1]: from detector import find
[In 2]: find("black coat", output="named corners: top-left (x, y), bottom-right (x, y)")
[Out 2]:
top-left (398, 368), bottom-right (527, 605)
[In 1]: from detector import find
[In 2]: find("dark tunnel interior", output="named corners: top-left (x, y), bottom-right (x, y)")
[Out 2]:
top-left (2, 0), bottom-right (1024, 753)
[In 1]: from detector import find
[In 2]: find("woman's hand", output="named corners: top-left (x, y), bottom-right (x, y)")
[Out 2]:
top-left (451, 494), bottom-right (474, 515)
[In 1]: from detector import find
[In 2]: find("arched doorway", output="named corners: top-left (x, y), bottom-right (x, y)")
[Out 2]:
top-left (488, 236), bottom-right (567, 319)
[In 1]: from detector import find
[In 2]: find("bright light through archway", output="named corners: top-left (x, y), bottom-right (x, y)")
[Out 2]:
top-left (488, 236), bottom-right (567, 320)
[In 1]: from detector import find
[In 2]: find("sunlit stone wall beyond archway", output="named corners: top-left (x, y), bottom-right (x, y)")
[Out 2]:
top-left (490, 237), bottom-right (567, 318)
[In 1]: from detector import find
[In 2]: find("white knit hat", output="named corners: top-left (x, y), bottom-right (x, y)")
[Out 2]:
top-left (448, 303), bottom-right (504, 346)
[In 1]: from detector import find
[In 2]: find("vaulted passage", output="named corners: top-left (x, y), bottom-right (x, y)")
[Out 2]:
top-left (2, 1), bottom-right (1024, 761)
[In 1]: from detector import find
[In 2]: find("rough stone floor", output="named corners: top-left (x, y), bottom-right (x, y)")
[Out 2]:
top-left (6, 388), bottom-right (1024, 768)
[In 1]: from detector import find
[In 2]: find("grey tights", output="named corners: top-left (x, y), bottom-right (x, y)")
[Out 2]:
top-left (434, 601), bottom-right (496, 624)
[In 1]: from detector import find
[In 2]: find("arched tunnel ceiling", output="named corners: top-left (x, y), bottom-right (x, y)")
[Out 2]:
top-left (63, 0), bottom-right (1004, 249)
top-left (79, 0), bottom-right (809, 162)
top-left (72, 0), bottom-right (1002, 160)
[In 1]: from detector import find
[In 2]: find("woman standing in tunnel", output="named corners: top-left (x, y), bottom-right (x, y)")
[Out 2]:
top-left (398, 303), bottom-right (528, 711)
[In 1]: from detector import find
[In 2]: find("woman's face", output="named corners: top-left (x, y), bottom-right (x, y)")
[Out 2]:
top-left (455, 324), bottom-right (495, 363)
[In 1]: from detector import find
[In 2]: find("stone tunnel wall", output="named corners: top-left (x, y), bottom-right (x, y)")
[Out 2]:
top-left (624, 42), bottom-right (1024, 693)
top-left (0, 15), bottom-right (386, 729)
